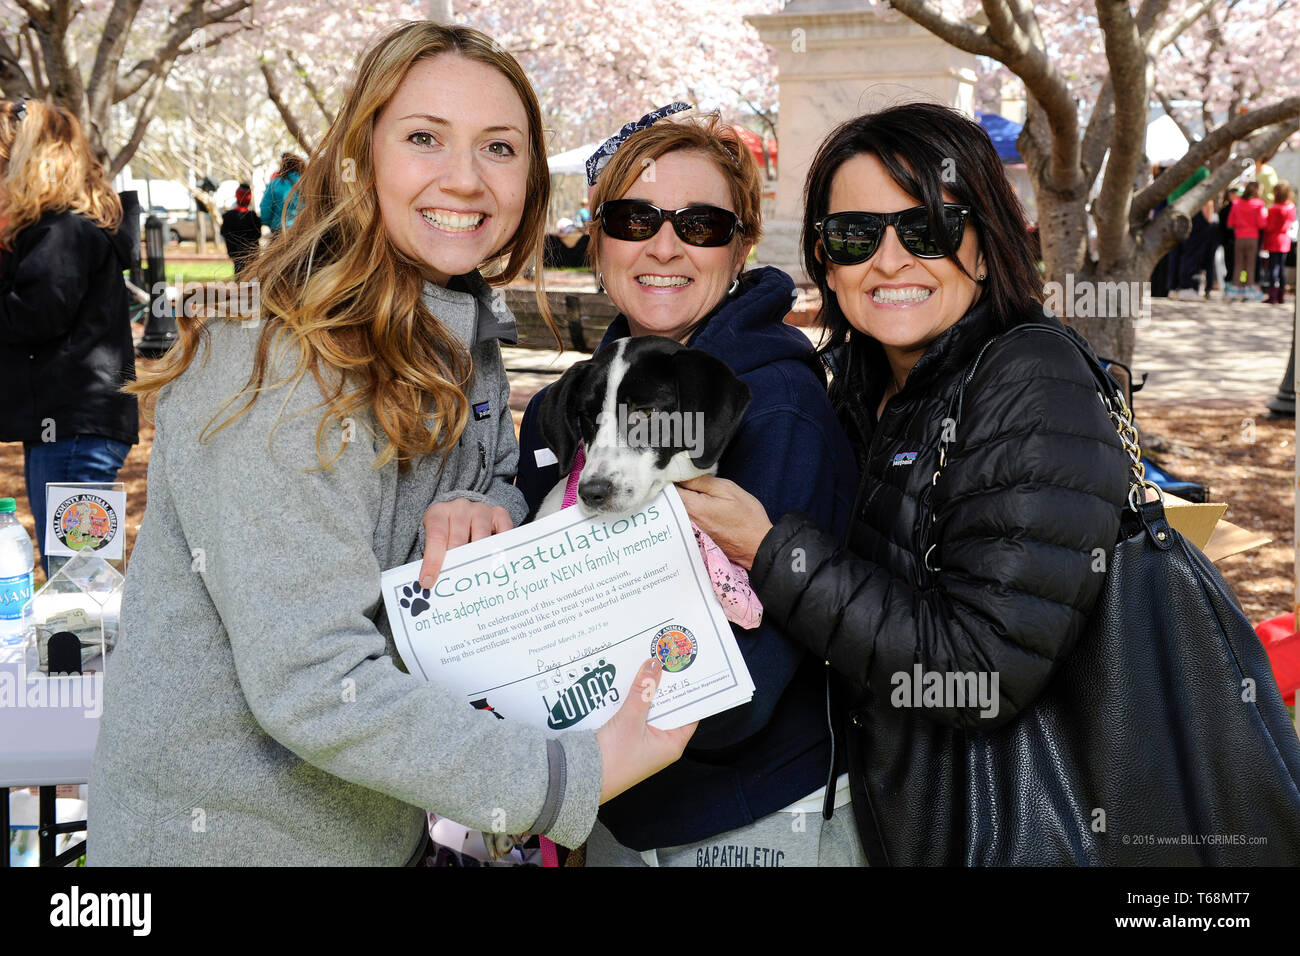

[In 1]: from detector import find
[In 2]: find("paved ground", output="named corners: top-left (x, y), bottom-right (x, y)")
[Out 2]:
top-left (502, 293), bottom-right (1298, 412)
top-left (1131, 296), bottom-right (1295, 404)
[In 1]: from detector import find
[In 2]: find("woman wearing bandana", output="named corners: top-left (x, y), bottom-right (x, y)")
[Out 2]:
top-left (516, 106), bottom-right (864, 867)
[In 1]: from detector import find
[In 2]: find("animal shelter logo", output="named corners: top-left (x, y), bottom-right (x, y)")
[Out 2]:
top-left (653, 625), bottom-right (697, 673)
top-left (543, 659), bottom-right (619, 730)
top-left (52, 495), bottom-right (118, 552)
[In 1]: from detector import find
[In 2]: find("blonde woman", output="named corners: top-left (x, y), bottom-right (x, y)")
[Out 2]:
top-left (88, 22), bottom-right (693, 866)
top-left (0, 101), bottom-right (137, 570)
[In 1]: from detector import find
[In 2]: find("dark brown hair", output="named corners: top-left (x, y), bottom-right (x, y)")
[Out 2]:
top-left (802, 102), bottom-right (1042, 359)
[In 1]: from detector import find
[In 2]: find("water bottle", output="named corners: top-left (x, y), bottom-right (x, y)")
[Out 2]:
top-left (0, 497), bottom-right (36, 646)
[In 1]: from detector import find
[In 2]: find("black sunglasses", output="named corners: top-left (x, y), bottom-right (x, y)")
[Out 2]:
top-left (595, 199), bottom-right (740, 247)
top-left (815, 204), bottom-right (971, 265)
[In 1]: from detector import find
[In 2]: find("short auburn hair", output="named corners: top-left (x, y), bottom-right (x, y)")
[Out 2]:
top-left (588, 112), bottom-right (763, 270)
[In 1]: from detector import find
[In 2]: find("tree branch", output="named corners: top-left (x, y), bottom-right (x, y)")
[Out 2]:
top-left (1156, 89), bottom-right (1199, 144)
top-left (1131, 95), bottom-right (1300, 226)
top-left (883, 0), bottom-right (1003, 58)
top-left (108, 71), bottom-right (165, 177)
top-left (1136, 119), bottom-right (1298, 275)
top-left (87, 0), bottom-right (144, 125)
top-left (285, 52), bottom-right (334, 125)
top-left (0, 32), bottom-right (35, 99)
top-left (892, 0), bottom-right (1081, 190)
top-left (260, 59), bottom-right (314, 154)
top-left (21, 25), bottom-right (47, 97)
top-left (114, 0), bottom-right (252, 103)
top-left (1080, 78), bottom-right (1114, 192)
top-left (1093, 0), bottom-right (1149, 270)
top-left (1145, 0), bottom-right (1216, 54)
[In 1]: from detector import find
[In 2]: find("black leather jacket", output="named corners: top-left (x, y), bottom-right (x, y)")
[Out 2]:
top-left (0, 209), bottom-right (138, 446)
top-left (749, 296), bottom-right (1130, 865)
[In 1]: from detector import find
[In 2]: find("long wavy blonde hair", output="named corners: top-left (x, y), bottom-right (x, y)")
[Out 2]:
top-left (130, 22), bottom-right (555, 470)
top-left (0, 101), bottom-right (122, 248)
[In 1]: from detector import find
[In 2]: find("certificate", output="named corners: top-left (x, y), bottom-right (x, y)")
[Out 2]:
top-left (381, 486), bottom-right (754, 733)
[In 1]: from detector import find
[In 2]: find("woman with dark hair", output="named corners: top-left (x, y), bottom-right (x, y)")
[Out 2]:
top-left (260, 152), bottom-right (306, 233)
top-left (678, 101), bottom-right (1131, 865)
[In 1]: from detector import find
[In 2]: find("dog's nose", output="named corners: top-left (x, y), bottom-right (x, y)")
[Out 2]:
top-left (579, 477), bottom-right (614, 509)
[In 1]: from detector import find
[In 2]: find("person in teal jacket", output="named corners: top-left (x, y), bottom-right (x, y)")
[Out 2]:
top-left (259, 152), bottom-right (304, 232)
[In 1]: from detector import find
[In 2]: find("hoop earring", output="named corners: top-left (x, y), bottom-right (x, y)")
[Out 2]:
top-left (728, 276), bottom-right (740, 296)
top-left (597, 271), bottom-right (605, 294)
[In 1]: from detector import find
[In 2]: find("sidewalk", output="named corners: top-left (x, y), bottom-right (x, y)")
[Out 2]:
top-left (503, 294), bottom-right (1296, 414)
top-left (1132, 296), bottom-right (1293, 404)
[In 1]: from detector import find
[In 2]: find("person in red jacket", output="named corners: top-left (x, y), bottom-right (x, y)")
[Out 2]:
top-left (1263, 182), bottom-right (1296, 304)
top-left (1226, 181), bottom-right (1268, 298)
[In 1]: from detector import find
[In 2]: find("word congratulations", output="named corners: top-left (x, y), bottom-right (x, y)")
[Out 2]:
top-left (432, 505), bottom-right (663, 599)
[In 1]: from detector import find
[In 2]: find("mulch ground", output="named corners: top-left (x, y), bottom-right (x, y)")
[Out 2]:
top-left (1136, 400), bottom-right (1295, 627)
top-left (2, 367), bottom-right (1292, 631)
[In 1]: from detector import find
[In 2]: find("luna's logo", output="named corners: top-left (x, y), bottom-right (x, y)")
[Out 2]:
top-left (544, 660), bottom-right (619, 730)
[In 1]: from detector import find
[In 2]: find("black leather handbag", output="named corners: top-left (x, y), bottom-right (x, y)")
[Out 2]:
top-left (927, 322), bottom-right (1300, 864)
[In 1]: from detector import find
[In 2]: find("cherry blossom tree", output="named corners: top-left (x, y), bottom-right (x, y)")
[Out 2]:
top-left (888, 0), bottom-right (1300, 364)
top-left (0, 0), bottom-right (259, 175)
top-left (246, 0), bottom-right (781, 155)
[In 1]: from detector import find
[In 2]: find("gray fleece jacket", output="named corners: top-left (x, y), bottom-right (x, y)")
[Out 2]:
top-left (87, 275), bottom-right (603, 866)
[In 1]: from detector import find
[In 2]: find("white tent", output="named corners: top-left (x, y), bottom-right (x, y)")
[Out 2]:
top-left (1145, 114), bottom-right (1191, 166)
top-left (547, 143), bottom-right (600, 177)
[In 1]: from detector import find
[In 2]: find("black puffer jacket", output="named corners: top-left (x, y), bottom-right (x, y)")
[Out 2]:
top-left (748, 296), bottom-right (1130, 866)
top-left (0, 209), bottom-right (138, 446)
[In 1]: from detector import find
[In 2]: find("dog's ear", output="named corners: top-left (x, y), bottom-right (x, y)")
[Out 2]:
top-left (539, 360), bottom-right (594, 475)
top-left (673, 351), bottom-right (752, 469)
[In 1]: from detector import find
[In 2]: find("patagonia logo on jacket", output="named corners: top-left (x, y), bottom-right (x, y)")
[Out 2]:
top-left (891, 452), bottom-right (919, 467)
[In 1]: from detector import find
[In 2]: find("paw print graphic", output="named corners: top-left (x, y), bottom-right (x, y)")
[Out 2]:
top-left (400, 580), bottom-right (431, 618)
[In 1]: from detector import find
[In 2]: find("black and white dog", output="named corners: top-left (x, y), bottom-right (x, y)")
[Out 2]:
top-left (535, 336), bottom-right (752, 518)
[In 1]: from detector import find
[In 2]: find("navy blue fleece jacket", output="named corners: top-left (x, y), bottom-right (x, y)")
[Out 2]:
top-left (515, 266), bottom-right (859, 850)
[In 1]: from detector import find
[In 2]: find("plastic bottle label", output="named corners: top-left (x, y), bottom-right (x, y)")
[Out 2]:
top-left (0, 571), bottom-right (33, 621)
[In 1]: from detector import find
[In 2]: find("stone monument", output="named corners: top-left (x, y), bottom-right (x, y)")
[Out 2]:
top-left (746, 0), bottom-right (979, 280)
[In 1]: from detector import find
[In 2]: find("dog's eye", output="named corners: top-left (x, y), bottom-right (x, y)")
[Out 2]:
top-left (627, 407), bottom-right (659, 423)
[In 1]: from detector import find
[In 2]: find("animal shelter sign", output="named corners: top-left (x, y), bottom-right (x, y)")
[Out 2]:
top-left (381, 486), bottom-right (753, 732)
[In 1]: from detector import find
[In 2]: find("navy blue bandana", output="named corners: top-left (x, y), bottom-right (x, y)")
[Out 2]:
top-left (585, 102), bottom-right (692, 187)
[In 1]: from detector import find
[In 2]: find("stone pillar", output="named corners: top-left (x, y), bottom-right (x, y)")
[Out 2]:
top-left (746, 0), bottom-right (979, 281)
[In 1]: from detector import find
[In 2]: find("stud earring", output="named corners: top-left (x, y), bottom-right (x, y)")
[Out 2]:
top-left (977, 272), bottom-right (986, 281)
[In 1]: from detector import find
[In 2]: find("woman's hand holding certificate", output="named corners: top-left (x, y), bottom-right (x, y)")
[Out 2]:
top-left (383, 486), bottom-right (755, 737)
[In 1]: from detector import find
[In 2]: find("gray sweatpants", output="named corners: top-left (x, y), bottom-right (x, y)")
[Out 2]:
top-left (584, 806), bottom-right (867, 867)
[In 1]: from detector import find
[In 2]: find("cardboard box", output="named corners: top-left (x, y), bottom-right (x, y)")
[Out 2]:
top-left (1163, 493), bottom-right (1271, 562)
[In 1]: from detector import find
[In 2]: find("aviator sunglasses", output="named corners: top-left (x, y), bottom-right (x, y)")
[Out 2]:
top-left (595, 199), bottom-right (740, 247)
top-left (815, 203), bottom-right (972, 265)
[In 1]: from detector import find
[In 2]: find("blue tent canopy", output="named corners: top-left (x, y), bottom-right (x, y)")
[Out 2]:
top-left (976, 111), bottom-right (1023, 163)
